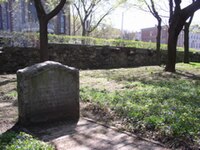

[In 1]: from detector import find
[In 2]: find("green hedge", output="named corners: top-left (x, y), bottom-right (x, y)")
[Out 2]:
top-left (0, 31), bottom-right (198, 53)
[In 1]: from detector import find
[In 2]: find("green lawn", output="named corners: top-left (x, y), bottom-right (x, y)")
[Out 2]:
top-left (80, 63), bottom-right (200, 148)
top-left (0, 131), bottom-right (54, 150)
top-left (1, 62), bottom-right (199, 149)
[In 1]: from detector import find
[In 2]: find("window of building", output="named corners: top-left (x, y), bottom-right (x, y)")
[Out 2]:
top-left (150, 31), bottom-right (153, 36)
top-left (2, 2), bottom-right (11, 30)
top-left (60, 13), bottom-right (65, 33)
top-left (191, 41), bottom-right (195, 48)
top-left (28, 0), bottom-right (37, 22)
top-left (21, 0), bottom-right (26, 24)
top-left (0, 5), bottom-right (3, 30)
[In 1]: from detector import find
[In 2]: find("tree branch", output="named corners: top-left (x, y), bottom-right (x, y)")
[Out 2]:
top-left (182, 0), bottom-right (200, 19)
top-left (73, 3), bottom-right (84, 24)
top-left (89, 7), bottom-right (113, 33)
top-left (34, 0), bottom-right (46, 18)
top-left (46, 0), bottom-right (66, 21)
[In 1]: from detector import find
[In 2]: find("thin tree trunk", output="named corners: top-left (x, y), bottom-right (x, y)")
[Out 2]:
top-left (39, 19), bottom-right (48, 61)
top-left (82, 24), bottom-right (87, 44)
top-left (156, 19), bottom-right (161, 64)
top-left (184, 23), bottom-right (190, 63)
top-left (183, 13), bottom-right (193, 64)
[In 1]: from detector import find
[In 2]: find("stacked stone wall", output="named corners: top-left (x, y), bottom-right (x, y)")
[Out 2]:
top-left (0, 44), bottom-right (199, 73)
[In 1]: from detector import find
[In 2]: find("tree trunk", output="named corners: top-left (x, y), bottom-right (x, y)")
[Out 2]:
top-left (184, 23), bottom-right (190, 63)
top-left (34, 0), bottom-right (66, 62)
top-left (165, 26), bottom-right (178, 72)
top-left (39, 19), bottom-right (48, 61)
top-left (82, 29), bottom-right (87, 36)
top-left (81, 25), bottom-right (89, 44)
top-left (156, 19), bottom-right (161, 64)
top-left (165, 0), bottom-right (200, 72)
top-left (82, 24), bottom-right (87, 36)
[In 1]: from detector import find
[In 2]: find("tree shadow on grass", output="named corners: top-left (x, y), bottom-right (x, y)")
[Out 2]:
top-left (175, 69), bottom-right (200, 80)
top-left (0, 79), bottom-right (16, 87)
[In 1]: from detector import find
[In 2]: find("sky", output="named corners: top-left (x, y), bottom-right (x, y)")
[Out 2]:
top-left (108, 2), bottom-right (200, 32)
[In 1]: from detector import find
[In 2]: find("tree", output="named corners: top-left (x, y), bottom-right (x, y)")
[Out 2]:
top-left (71, 4), bottom-right (82, 35)
top-left (134, 0), bottom-right (167, 64)
top-left (34, 0), bottom-right (67, 61)
top-left (165, 0), bottom-right (200, 72)
top-left (183, 13), bottom-right (194, 63)
top-left (91, 24), bottom-right (121, 38)
top-left (143, 0), bottom-right (162, 63)
top-left (73, 0), bottom-right (125, 36)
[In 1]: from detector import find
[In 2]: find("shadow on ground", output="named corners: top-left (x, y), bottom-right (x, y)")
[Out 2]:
top-left (2, 118), bottom-right (168, 150)
top-left (34, 119), bottom-right (169, 149)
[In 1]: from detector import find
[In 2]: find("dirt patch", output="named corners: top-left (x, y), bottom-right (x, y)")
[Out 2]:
top-left (0, 74), bottom-right (18, 134)
top-left (80, 76), bottom-right (124, 92)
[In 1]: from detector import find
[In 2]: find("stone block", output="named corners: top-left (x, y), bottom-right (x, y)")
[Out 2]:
top-left (17, 61), bottom-right (79, 126)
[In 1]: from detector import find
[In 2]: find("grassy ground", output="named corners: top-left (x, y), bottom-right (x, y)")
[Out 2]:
top-left (80, 63), bottom-right (200, 149)
top-left (0, 131), bottom-right (54, 150)
top-left (0, 63), bottom-right (200, 149)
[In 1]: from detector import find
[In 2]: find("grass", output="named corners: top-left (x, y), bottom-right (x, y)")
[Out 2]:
top-left (190, 62), bottom-right (200, 67)
top-left (0, 131), bottom-right (54, 150)
top-left (80, 63), bottom-right (200, 148)
top-left (1, 62), bottom-right (199, 149)
top-left (6, 91), bottom-right (17, 98)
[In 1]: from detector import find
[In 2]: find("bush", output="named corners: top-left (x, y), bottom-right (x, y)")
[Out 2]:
top-left (0, 131), bottom-right (54, 150)
top-left (1, 31), bottom-right (198, 52)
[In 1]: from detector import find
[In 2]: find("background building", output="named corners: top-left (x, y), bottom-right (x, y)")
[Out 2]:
top-left (141, 26), bottom-right (184, 47)
top-left (190, 33), bottom-right (200, 50)
top-left (0, 0), bottom-right (70, 35)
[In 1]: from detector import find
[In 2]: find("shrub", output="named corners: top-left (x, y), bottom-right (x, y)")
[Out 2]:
top-left (0, 131), bottom-right (54, 150)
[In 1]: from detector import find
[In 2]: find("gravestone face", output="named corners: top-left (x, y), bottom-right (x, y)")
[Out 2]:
top-left (17, 61), bottom-right (79, 126)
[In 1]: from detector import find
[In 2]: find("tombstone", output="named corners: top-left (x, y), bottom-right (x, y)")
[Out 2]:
top-left (17, 61), bottom-right (79, 126)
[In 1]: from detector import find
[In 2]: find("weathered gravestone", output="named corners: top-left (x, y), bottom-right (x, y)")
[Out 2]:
top-left (17, 61), bottom-right (79, 126)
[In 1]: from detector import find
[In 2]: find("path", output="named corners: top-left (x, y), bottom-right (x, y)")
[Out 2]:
top-left (29, 118), bottom-right (169, 150)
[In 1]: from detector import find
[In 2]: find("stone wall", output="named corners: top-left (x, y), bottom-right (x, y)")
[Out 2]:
top-left (0, 44), bottom-right (200, 73)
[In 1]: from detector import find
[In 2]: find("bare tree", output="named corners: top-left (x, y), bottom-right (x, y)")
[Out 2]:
top-left (71, 4), bottom-right (82, 35)
top-left (184, 0), bottom-right (195, 64)
top-left (183, 14), bottom-right (194, 63)
top-left (165, 0), bottom-right (200, 72)
top-left (133, 0), bottom-right (169, 64)
top-left (34, 0), bottom-right (67, 61)
top-left (144, 0), bottom-right (162, 63)
top-left (73, 0), bottom-right (125, 36)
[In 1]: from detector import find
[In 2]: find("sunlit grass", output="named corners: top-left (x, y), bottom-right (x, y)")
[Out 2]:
top-left (80, 63), bottom-right (200, 147)
top-left (6, 91), bottom-right (17, 98)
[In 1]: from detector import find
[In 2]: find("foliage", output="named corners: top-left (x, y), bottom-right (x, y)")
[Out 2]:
top-left (1, 32), bottom-right (199, 52)
top-left (0, 31), bottom-right (39, 47)
top-left (80, 63), bottom-right (200, 148)
top-left (0, 32), bottom-right (199, 53)
top-left (0, 131), bottom-right (54, 150)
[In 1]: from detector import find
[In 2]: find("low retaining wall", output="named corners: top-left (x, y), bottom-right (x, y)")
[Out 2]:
top-left (0, 44), bottom-right (200, 73)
